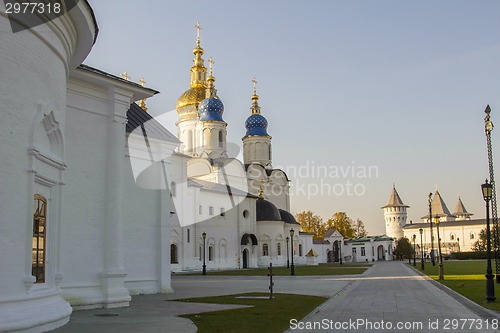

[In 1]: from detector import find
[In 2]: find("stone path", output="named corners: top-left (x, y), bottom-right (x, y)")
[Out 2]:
top-left (287, 261), bottom-right (500, 333)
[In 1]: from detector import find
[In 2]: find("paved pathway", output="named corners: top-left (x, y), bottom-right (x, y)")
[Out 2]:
top-left (287, 261), bottom-right (500, 333)
top-left (52, 262), bottom-right (500, 333)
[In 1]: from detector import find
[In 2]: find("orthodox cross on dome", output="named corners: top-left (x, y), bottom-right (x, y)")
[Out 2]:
top-left (121, 72), bottom-right (130, 81)
top-left (258, 178), bottom-right (264, 199)
top-left (252, 77), bottom-right (258, 95)
top-left (208, 57), bottom-right (214, 76)
top-left (139, 77), bottom-right (146, 87)
top-left (194, 21), bottom-right (202, 46)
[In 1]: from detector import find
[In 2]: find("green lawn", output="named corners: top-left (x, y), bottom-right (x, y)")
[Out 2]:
top-left (415, 260), bottom-right (500, 312)
top-left (178, 292), bottom-right (327, 333)
top-left (179, 263), bottom-right (370, 276)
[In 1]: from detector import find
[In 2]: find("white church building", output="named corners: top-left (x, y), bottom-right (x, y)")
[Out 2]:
top-left (166, 25), bottom-right (313, 272)
top-left (0, 3), bottom-right (175, 332)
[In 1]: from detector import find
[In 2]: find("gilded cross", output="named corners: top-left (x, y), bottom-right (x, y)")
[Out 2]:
top-left (139, 77), bottom-right (146, 87)
top-left (121, 72), bottom-right (130, 81)
top-left (208, 57), bottom-right (214, 76)
top-left (194, 21), bottom-right (202, 44)
top-left (252, 77), bottom-right (257, 95)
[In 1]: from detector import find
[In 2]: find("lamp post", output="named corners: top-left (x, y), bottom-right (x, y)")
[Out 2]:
top-left (412, 234), bottom-right (416, 266)
top-left (419, 228), bottom-right (424, 270)
top-left (482, 179), bottom-right (496, 302)
top-left (290, 229), bottom-right (295, 276)
top-left (428, 193), bottom-right (436, 266)
top-left (339, 240), bottom-right (343, 265)
top-left (202, 232), bottom-right (207, 275)
top-left (435, 217), bottom-right (444, 280)
top-left (286, 236), bottom-right (290, 268)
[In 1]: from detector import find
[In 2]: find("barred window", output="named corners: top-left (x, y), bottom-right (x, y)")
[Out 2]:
top-left (262, 243), bottom-right (269, 256)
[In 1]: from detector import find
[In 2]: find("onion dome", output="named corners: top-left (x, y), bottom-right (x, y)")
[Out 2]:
top-left (176, 22), bottom-right (208, 121)
top-left (244, 78), bottom-right (270, 137)
top-left (199, 57), bottom-right (225, 122)
top-left (279, 209), bottom-right (300, 225)
top-left (256, 198), bottom-right (282, 221)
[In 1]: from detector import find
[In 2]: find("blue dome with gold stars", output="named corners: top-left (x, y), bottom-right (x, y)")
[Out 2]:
top-left (245, 114), bottom-right (268, 136)
top-left (199, 97), bottom-right (224, 121)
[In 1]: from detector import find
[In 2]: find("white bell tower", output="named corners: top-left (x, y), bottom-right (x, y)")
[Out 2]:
top-left (381, 185), bottom-right (409, 240)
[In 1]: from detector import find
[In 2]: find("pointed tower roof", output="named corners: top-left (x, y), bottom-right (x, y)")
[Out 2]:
top-left (454, 196), bottom-right (473, 217)
top-left (381, 185), bottom-right (409, 208)
top-left (421, 190), bottom-right (455, 219)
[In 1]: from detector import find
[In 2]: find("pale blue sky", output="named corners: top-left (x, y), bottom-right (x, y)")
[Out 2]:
top-left (86, 0), bottom-right (500, 234)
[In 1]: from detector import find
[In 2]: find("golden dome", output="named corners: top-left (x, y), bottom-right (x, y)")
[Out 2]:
top-left (176, 87), bottom-right (207, 121)
top-left (176, 86), bottom-right (207, 109)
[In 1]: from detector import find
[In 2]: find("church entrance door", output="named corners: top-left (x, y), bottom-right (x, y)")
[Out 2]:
top-left (242, 249), bottom-right (249, 268)
top-left (377, 245), bottom-right (384, 261)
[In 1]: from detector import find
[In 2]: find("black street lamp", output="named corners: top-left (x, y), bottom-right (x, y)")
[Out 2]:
top-left (428, 193), bottom-right (436, 266)
top-left (457, 238), bottom-right (460, 253)
top-left (290, 229), bottom-right (295, 276)
top-left (419, 228), bottom-right (424, 270)
top-left (339, 240), bottom-right (343, 265)
top-left (286, 236), bottom-right (290, 268)
top-left (202, 231), bottom-right (207, 275)
top-left (435, 217), bottom-right (444, 280)
top-left (412, 234), bottom-right (416, 266)
top-left (482, 179), bottom-right (496, 302)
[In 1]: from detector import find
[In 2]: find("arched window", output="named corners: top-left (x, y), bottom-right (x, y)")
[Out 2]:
top-left (470, 233), bottom-right (475, 240)
top-left (209, 206), bottom-right (214, 215)
top-left (262, 243), bottom-right (269, 256)
top-left (218, 131), bottom-right (223, 148)
top-left (450, 234), bottom-right (455, 241)
top-left (299, 244), bottom-right (303, 256)
top-left (199, 245), bottom-right (202, 260)
top-left (33, 195), bottom-right (47, 283)
top-left (170, 244), bottom-right (178, 264)
top-left (277, 242), bottom-right (281, 256)
top-left (208, 245), bottom-right (214, 261)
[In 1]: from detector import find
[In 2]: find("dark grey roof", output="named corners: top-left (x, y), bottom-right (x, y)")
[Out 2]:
top-left (381, 186), bottom-right (409, 208)
top-left (78, 64), bottom-right (160, 95)
top-left (279, 209), bottom-right (300, 225)
top-left (324, 228), bottom-right (345, 238)
top-left (313, 239), bottom-right (331, 244)
top-left (454, 197), bottom-right (473, 217)
top-left (299, 231), bottom-right (314, 235)
top-left (256, 198), bottom-right (282, 222)
top-left (403, 219), bottom-right (487, 229)
top-left (421, 190), bottom-right (454, 219)
top-left (126, 103), bottom-right (180, 142)
top-left (348, 235), bottom-right (393, 242)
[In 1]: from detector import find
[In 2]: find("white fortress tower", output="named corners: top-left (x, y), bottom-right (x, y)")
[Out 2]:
top-left (381, 185), bottom-right (409, 240)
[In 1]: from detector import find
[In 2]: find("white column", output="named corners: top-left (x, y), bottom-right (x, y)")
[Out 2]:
top-left (100, 88), bottom-right (131, 308)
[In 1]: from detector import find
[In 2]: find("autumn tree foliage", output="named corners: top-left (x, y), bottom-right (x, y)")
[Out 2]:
top-left (295, 211), bottom-right (325, 240)
top-left (296, 211), bottom-right (368, 240)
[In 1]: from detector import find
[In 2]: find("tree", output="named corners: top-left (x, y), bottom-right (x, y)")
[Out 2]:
top-left (472, 225), bottom-right (498, 252)
top-left (354, 219), bottom-right (368, 237)
top-left (295, 211), bottom-right (325, 240)
top-left (473, 228), bottom-right (487, 252)
top-left (326, 212), bottom-right (356, 239)
top-left (395, 237), bottom-right (413, 259)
